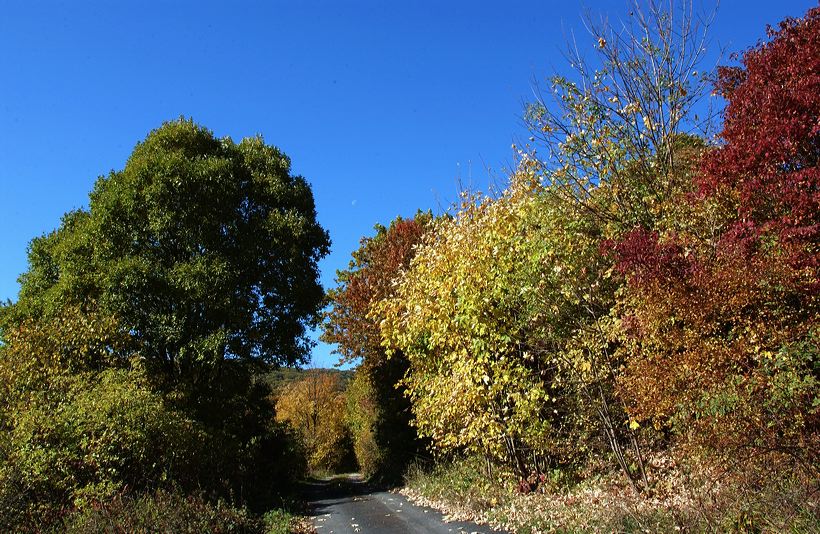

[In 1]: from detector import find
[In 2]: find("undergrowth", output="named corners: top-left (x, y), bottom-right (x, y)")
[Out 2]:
top-left (8, 489), bottom-right (310, 534)
top-left (403, 455), bottom-right (819, 533)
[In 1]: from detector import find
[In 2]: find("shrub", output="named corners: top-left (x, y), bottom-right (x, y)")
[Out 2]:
top-left (63, 489), bottom-right (266, 533)
top-left (0, 364), bottom-right (204, 531)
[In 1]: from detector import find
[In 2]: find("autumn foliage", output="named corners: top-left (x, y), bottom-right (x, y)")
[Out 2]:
top-left (702, 7), bottom-right (820, 264)
top-left (325, 6), bottom-right (819, 515)
top-left (275, 371), bottom-right (352, 473)
top-left (322, 214), bottom-right (432, 480)
top-left (613, 8), bottom-right (819, 472)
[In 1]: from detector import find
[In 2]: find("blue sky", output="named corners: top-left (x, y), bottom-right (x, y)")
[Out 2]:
top-left (0, 0), bottom-right (814, 367)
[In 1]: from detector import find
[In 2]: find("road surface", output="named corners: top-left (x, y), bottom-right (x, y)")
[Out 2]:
top-left (303, 474), bottom-right (507, 534)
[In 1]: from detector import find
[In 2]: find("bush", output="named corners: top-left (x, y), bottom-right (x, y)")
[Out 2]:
top-left (0, 364), bottom-right (204, 531)
top-left (0, 309), bottom-right (305, 530)
top-left (63, 489), bottom-right (266, 533)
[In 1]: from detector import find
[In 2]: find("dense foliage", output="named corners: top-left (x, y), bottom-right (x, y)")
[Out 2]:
top-left (379, 181), bottom-right (555, 471)
top-left (0, 309), bottom-right (200, 528)
top-left (322, 215), bottom-right (432, 480)
top-left (331, 6), bottom-right (818, 524)
top-left (275, 370), bottom-right (353, 474)
top-left (0, 119), bottom-right (326, 530)
top-left (613, 7), bottom-right (820, 471)
top-left (375, 1), bottom-right (715, 490)
top-left (2, 4), bottom-right (818, 532)
top-left (3, 118), bottom-right (330, 384)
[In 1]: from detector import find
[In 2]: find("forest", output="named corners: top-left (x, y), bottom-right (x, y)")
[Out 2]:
top-left (0, 3), bottom-right (817, 533)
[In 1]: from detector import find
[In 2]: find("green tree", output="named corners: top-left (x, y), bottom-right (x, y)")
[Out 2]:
top-left (2, 118), bottom-right (330, 388)
top-left (0, 119), bottom-right (325, 525)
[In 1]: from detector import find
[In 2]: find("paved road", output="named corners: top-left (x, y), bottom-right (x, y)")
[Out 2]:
top-left (303, 475), bottom-right (506, 534)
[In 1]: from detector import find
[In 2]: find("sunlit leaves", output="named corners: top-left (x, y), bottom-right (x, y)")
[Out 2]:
top-left (379, 174), bottom-right (611, 468)
top-left (274, 371), bottom-right (350, 473)
top-left (322, 213), bottom-right (432, 480)
top-left (2, 118), bottom-right (330, 380)
top-left (611, 7), bottom-right (820, 472)
top-left (523, 2), bottom-right (715, 236)
top-left (0, 309), bottom-right (202, 521)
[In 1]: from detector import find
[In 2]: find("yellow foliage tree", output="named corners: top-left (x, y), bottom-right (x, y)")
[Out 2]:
top-left (274, 371), bottom-right (351, 473)
top-left (378, 174), bottom-right (555, 472)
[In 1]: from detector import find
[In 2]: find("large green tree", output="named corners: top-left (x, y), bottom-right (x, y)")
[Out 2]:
top-left (2, 118), bottom-right (330, 383)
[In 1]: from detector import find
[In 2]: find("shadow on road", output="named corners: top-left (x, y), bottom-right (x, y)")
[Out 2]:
top-left (300, 473), bottom-right (374, 514)
top-left (300, 473), bottom-right (508, 534)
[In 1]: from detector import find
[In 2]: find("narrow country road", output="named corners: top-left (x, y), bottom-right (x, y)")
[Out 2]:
top-left (303, 474), bottom-right (507, 534)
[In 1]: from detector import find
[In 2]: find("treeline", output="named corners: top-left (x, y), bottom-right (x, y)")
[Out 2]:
top-left (324, 2), bottom-right (818, 515)
top-left (0, 120), bottom-right (330, 532)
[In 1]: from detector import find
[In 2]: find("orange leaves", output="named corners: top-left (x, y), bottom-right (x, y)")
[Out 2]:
top-left (322, 214), bottom-right (430, 367)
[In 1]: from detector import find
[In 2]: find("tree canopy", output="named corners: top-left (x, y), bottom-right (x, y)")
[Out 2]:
top-left (2, 118), bottom-right (330, 380)
top-left (0, 119), bottom-right (328, 528)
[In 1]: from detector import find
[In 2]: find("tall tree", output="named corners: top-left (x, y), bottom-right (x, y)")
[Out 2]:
top-left (524, 0), bottom-right (715, 236)
top-left (516, 1), bottom-right (717, 489)
top-left (2, 118), bottom-right (330, 384)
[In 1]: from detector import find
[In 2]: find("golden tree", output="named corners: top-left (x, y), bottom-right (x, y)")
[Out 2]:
top-left (275, 371), bottom-right (351, 473)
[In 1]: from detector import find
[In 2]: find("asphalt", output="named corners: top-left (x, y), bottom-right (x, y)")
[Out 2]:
top-left (303, 474), bottom-right (507, 534)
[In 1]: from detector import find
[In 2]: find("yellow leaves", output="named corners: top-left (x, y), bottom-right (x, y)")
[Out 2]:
top-left (275, 371), bottom-right (349, 472)
top-left (622, 101), bottom-right (640, 115)
top-left (375, 170), bottom-right (627, 467)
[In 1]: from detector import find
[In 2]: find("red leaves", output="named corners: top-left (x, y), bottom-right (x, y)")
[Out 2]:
top-left (612, 7), bottom-right (819, 463)
top-left (323, 214), bottom-right (430, 365)
top-left (699, 7), bottom-right (820, 260)
top-left (614, 7), bottom-right (820, 292)
top-left (607, 228), bottom-right (688, 286)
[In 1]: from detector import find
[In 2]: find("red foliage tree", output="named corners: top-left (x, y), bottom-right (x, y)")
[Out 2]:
top-left (323, 215), bottom-right (430, 365)
top-left (700, 7), bottom-right (819, 284)
top-left (322, 213), bottom-right (432, 481)
top-left (612, 7), bottom-right (819, 473)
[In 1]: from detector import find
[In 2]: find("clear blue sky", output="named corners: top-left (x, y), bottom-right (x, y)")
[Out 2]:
top-left (1, 0), bottom-right (814, 367)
